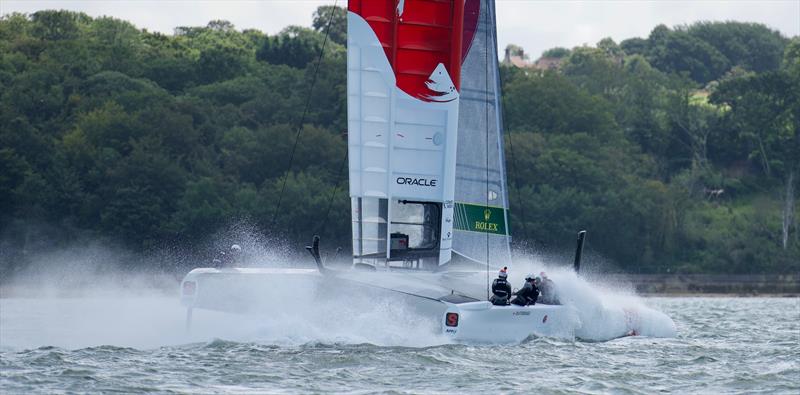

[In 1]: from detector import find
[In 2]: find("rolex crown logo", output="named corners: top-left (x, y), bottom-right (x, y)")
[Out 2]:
top-left (484, 208), bottom-right (491, 222)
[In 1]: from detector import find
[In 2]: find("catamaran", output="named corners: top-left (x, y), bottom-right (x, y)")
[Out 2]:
top-left (180, 0), bottom-right (672, 343)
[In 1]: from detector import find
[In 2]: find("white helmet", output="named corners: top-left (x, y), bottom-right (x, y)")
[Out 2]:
top-left (525, 274), bottom-right (535, 281)
top-left (498, 267), bottom-right (508, 279)
top-left (231, 244), bottom-right (242, 251)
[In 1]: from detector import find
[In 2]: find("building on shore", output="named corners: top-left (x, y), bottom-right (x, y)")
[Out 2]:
top-left (502, 44), bottom-right (564, 70)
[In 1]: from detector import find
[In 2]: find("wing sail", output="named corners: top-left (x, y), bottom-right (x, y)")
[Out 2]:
top-left (348, 0), bottom-right (465, 268)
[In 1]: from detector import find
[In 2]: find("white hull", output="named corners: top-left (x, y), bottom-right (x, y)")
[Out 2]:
top-left (180, 267), bottom-right (590, 343)
top-left (442, 302), bottom-right (578, 343)
top-left (181, 268), bottom-right (324, 313)
top-left (181, 267), bottom-right (678, 342)
top-left (181, 267), bottom-right (451, 317)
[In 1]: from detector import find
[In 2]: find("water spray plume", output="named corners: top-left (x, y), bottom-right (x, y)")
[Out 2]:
top-left (2, 224), bottom-right (675, 351)
top-left (507, 256), bottom-right (677, 340)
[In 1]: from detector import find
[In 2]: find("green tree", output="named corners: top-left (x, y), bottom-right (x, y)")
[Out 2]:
top-left (711, 67), bottom-right (799, 250)
top-left (647, 24), bottom-right (730, 84)
top-left (87, 17), bottom-right (143, 75)
top-left (615, 55), bottom-right (673, 171)
top-left (597, 37), bottom-right (623, 59)
top-left (198, 44), bottom-right (249, 84)
top-left (257, 26), bottom-right (343, 69)
top-left (98, 138), bottom-right (187, 246)
top-left (312, 5), bottom-right (347, 46)
top-left (171, 176), bottom-right (234, 238)
top-left (620, 37), bottom-right (648, 56)
top-left (502, 71), bottom-right (616, 138)
top-left (687, 21), bottom-right (787, 73)
top-left (541, 47), bottom-right (570, 59)
top-left (561, 46), bottom-right (624, 97)
top-left (30, 10), bottom-right (87, 41)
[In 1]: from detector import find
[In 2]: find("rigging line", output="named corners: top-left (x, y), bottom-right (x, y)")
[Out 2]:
top-left (314, 141), bottom-right (349, 238)
top-left (270, 0), bottom-right (338, 228)
top-left (500, 75), bottom-right (528, 242)
top-left (484, 0), bottom-right (491, 301)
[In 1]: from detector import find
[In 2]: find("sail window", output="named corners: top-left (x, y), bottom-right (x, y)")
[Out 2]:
top-left (390, 200), bottom-right (441, 251)
top-left (352, 197), bottom-right (388, 259)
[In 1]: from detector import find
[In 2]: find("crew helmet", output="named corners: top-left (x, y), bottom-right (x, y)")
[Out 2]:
top-left (231, 244), bottom-right (242, 252)
top-left (525, 274), bottom-right (535, 281)
top-left (498, 266), bottom-right (508, 279)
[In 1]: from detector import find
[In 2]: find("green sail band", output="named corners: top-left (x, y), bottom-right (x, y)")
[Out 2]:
top-left (453, 202), bottom-right (508, 235)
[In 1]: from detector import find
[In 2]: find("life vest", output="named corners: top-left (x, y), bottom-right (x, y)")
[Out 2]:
top-left (492, 278), bottom-right (511, 298)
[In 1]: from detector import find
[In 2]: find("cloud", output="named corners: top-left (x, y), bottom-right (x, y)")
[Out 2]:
top-left (2, 0), bottom-right (324, 35)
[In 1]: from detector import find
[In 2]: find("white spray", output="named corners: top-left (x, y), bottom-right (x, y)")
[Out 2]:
top-left (1, 234), bottom-right (676, 350)
top-left (505, 256), bottom-right (677, 340)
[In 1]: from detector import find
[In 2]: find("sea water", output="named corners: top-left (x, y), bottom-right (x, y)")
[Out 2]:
top-left (1, 274), bottom-right (798, 393)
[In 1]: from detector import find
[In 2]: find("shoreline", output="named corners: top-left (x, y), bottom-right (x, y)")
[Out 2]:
top-left (0, 287), bottom-right (797, 300)
top-left (601, 274), bottom-right (800, 295)
top-left (2, 274), bottom-right (798, 298)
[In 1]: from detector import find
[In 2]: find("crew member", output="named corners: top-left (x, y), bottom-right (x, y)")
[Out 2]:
top-left (214, 244), bottom-right (242, 268)
top-left (224, 244), bottom-right (242, 266)
top-left (490, 267), bottom-right (512, 306)
top-left (212, 255), bottom-right (223, 268)
top-left (511, 274), bottom-right (539, 306)
top-left (538, 271), bottom-right (560, 305)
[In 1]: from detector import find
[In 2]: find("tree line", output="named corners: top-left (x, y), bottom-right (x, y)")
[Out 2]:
top-left (0, 8), bottom-right (797, 275)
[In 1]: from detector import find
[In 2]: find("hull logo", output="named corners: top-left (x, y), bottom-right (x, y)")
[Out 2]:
top-left (512, 311), bottom-right (530, 316)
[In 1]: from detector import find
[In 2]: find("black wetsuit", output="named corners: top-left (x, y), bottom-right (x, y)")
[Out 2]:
top-left (511, 281), bottom-right (539, 306)
top-left (490, 278), bottom-right (512, 305)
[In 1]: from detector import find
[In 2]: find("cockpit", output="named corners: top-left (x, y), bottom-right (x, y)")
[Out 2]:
top-left (352, 197), bottom-right (442, 270)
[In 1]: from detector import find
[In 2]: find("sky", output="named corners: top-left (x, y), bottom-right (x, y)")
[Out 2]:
top-left (2, 0), bottom-right (798, 59)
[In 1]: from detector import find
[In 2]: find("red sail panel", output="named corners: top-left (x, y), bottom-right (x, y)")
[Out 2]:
top-left (461, 0), bottom-right (480, 63)
top-left (349, 0), bottom-right (464, 101)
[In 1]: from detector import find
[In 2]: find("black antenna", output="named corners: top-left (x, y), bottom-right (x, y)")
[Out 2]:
top-left (573, 230), bottom-right (587, 273)
top-left (305, 235), bottom-right (327, 274)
